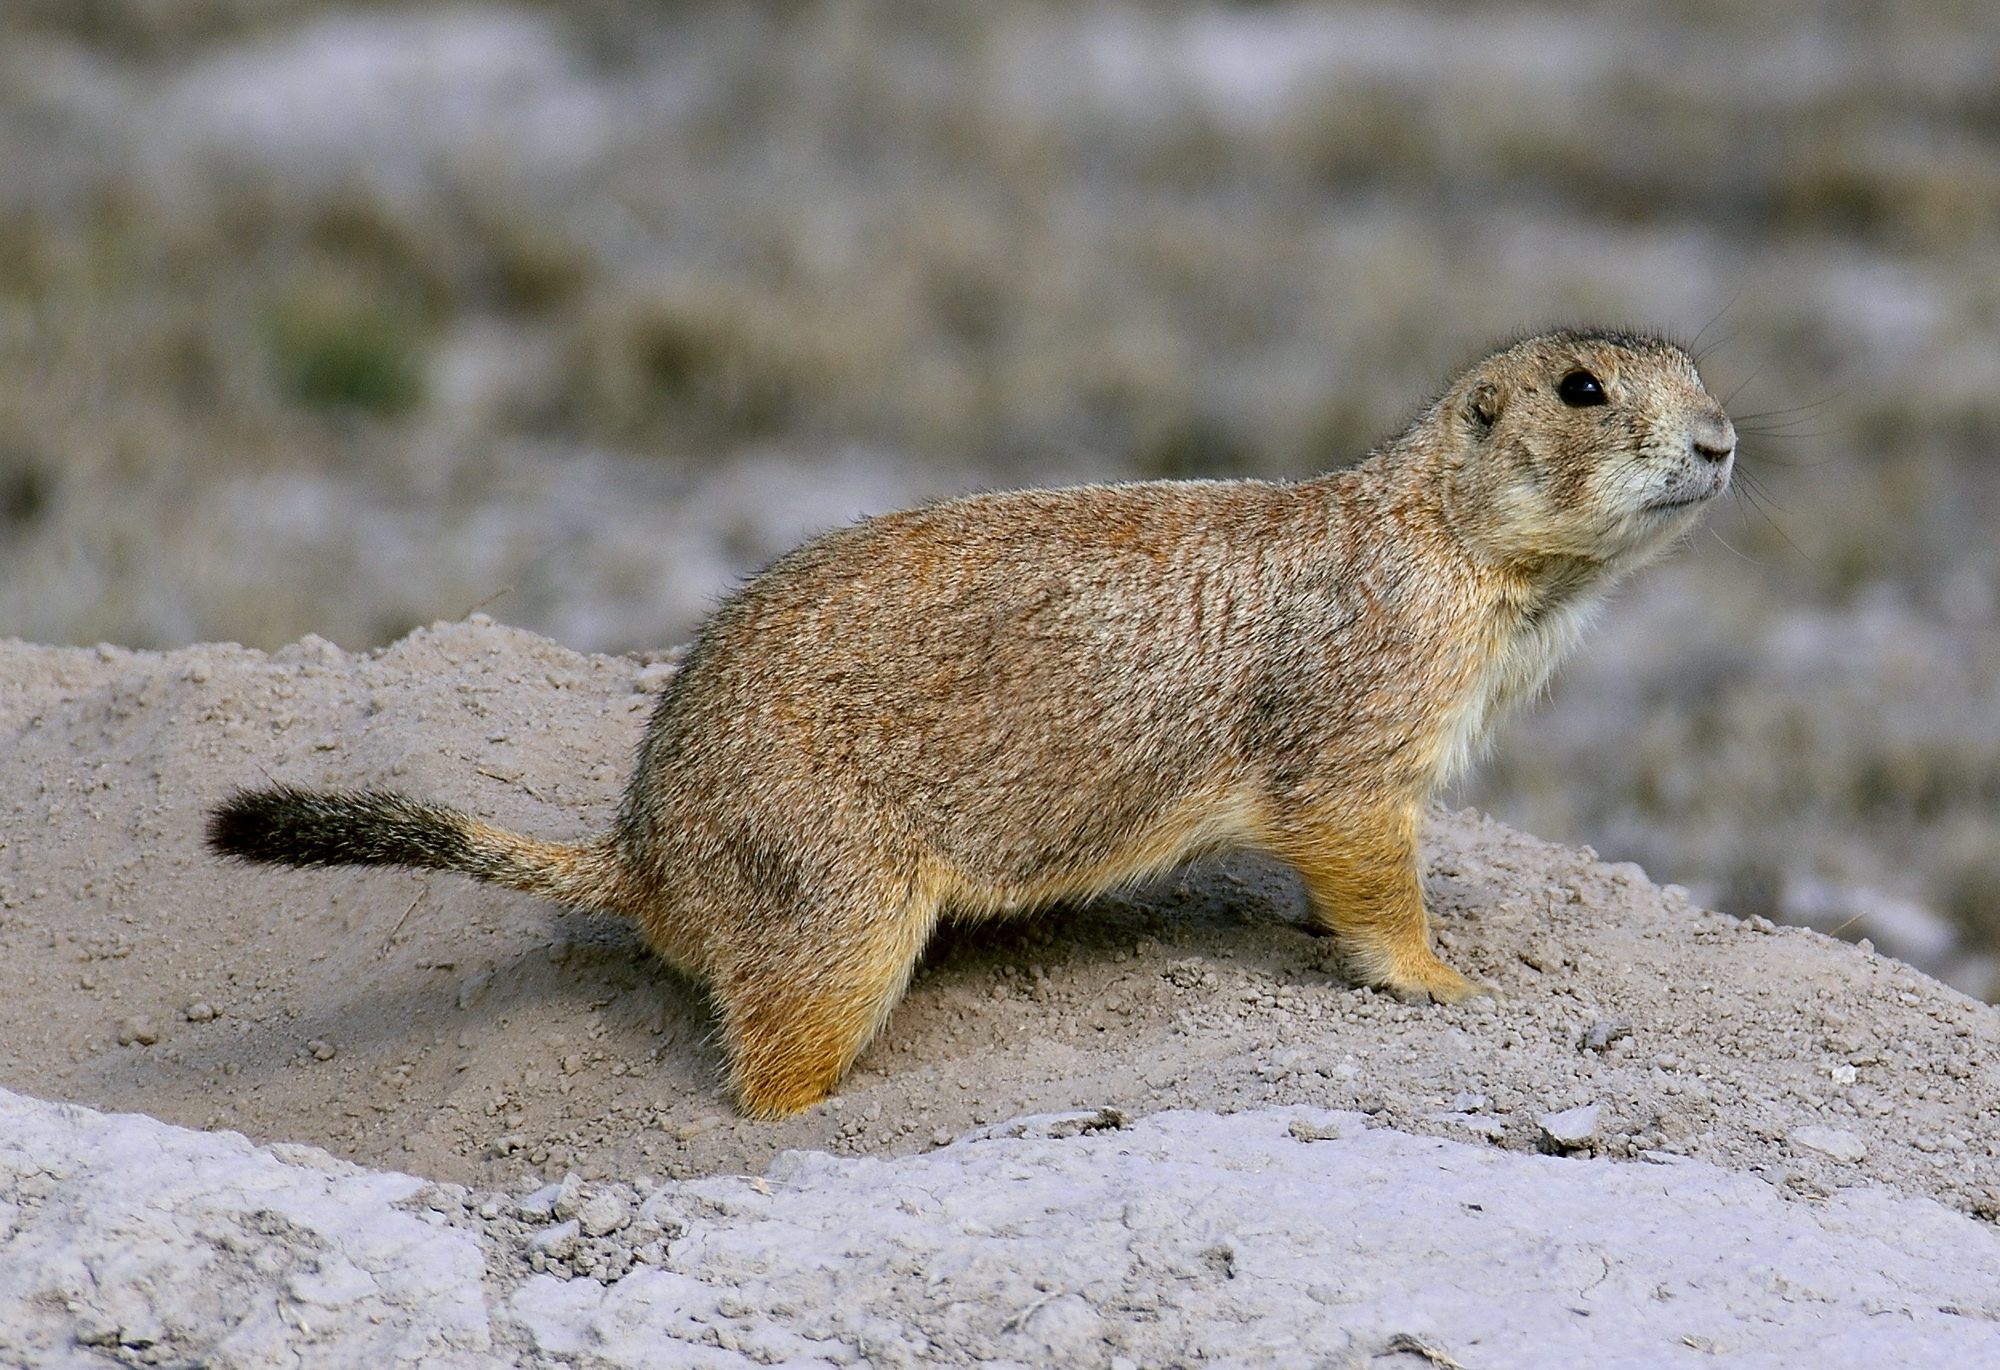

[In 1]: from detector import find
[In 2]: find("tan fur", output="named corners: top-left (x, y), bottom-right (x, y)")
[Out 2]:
top-left (212, 329), bottom-right (1735, 1118)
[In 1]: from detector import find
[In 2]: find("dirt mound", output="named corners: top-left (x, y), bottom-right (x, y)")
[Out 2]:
top-left (1, 619), bottom-right (1995, 1223)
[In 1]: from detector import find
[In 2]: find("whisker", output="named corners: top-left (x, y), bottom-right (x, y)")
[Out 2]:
top-left (1721, 366), bottom-right (1767, 409)
top-left (1726, 482), bottom-right (1817, 568)
top-left (1735, 420), bottom-right (1835, 434)
top-left (1730, 395), bottom-right (1843, 423)
top-left (1736, 438), bottom-right (1833, 469)
top-left (1733, 466), bottom-right (1790, 514)
top-left (1691, 289), bottom-right (1744, 361)
top-left (1707, 519), bottom-right (1761, 565)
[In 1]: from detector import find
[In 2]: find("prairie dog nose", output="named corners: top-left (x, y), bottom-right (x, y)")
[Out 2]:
top-left (1691, 409), bottom-right (1736, 465)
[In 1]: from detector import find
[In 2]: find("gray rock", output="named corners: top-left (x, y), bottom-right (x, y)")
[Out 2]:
top-left (1538, 1104), bottom-right (1601, 1151)
top-left (0, 1086), bottom-right (486, 1362)
top-left (485, 1132), bottom-right (528, 1161)
top-left (530, 1218), bottom-right (580, 1260)
top-left (504, 1108), bottom-right (2000, 1367)
top-left (1438, 1113), bottom-right (1508, 1140)
top-left (1582, 1020), bottom-right (1632, 1052)
top-left (1790, 1127), bottom-right (1867, 1164)
top-left (10, 1090), bottom-right (2000, 1368)
top-left (577, 1190), bottom-right (630, 1238)
top-left (515, 1180), bottom-right (564, 1221)
top-left (551, 1171), bottom-right (588, 1222)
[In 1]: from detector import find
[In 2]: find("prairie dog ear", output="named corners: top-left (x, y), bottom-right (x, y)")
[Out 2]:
top-left (1465, 381), bottom-right (1501, 431)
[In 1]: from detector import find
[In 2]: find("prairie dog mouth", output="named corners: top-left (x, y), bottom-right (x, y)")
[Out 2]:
top-left (1643, 491), bottom-right (1716, 513)
top-left (1644, 444), bottom-right (1733, 514)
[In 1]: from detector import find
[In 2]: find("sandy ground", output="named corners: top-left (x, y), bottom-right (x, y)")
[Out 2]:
top-left (2, 617), bottom-right (1998, 1226)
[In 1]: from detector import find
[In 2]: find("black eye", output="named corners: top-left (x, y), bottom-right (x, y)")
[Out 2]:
top-left (1557, 370), bottom-right (1606, 407)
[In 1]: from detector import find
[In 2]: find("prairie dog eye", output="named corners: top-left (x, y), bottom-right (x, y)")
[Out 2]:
top-left (1557, 370), bottom-right (1606, 407)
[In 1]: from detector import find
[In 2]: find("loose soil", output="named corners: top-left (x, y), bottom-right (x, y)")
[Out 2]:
top-left (2, 618), bottom-right (1995, 1222)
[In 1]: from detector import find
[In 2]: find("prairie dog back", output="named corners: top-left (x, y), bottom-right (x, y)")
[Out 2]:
top-left (212, 328), bottom-right (1736, 1117)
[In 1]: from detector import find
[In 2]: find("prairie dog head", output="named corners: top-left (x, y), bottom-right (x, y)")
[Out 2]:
top-left (1437, 330), bottom-right (1736, 573)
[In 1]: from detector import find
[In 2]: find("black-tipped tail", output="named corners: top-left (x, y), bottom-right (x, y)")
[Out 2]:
top-left (207, 786), bottom-right (477, 870)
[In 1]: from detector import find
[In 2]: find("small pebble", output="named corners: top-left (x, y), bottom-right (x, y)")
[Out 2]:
top-left (515, 1181), bottom-right (564, 1219)
top-left (456, 974), bottom-right (491, 1011)
top-left (115, 1016), bottom-right (159, 1047)
top-left (1582, 1020), bottom-right (1632, 1052)
top-left (676, 1115), bottom-right (722, 1143)
top-left (183, 1001), bottom-right (216, 1023)
top-left (552, 1172), bottom-right (589, 1222)
top-left (1288, 1115), bottom-right (1347, 1143)
top-left (1538, 1104), bottom-right (1601, 1152)
top-left (578, 1191), bottom-right (630, 1238)
top-left (530, 1219), bottom-right (580, 1261)
top-left (1790, 1127), bottom-right (1867, 1164)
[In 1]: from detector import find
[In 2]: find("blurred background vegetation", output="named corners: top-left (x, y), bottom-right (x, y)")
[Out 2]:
top-left (3, 0), bottom-right (1999, 996)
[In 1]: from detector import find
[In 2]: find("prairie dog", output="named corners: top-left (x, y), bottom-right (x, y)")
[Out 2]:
top-left (210, 329), bottom-right (1736, 1118)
